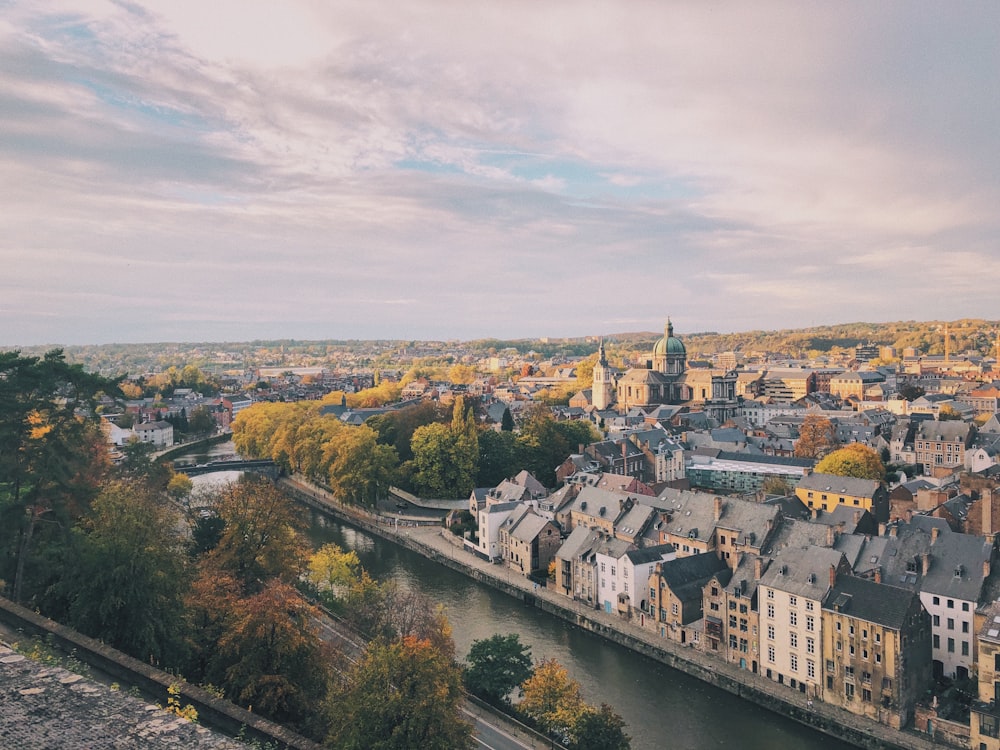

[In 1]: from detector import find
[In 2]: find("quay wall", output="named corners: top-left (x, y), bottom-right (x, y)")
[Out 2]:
top-left (282, 478), bottom-right (945, 750)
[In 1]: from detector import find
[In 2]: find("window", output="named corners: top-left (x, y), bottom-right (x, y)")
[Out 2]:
top-left (933, 596), bottom-right (940, 605)
top-left (790, 611), bottom-right (798, 626)
top-left (711, 586), bottom-right (719, 596)
top-left (875, 652), bottom-right (882, 664)
top-left (729, 615), bottom-right (738, 628)
top-left (862, 688), bottom-right (872, 703)
top-left (767, 604), bottom-right (775, 619)
top-left (600, 562), bottom-right (606, 572)
top-left (844, 666), bottom-right (855, 679)
top-left (963, 621), bottom-right (970, 633)
top-left (849, 625), bottom-right (855, 636)
top-left (740, 618), bottom-right (748, 632)
top-left (948, 599), bottom-right (955, 609)
top-left (740, 638), bottom-right (749, 653)
top-left (650, 588), bottom-right (656, 602)
top-left (963, 602), bottom-right (970, 612)
top-left (790, 596), bottom-right (797, 607)
top-left (768, 589), bottom-right (774, 599)
top-left (790, 633), bottom-right (798, 648)
top-left (862, 671), bottom-right (872, 685)
top-left (768, 625), bottom-right (775, 640)
top-left (826, 659), bottom-right (835, 673)
top-left (807, 638), bottom-right (815, 654)
top-left (962, 641), bottom-right (969, 656)
top-left (948, 638), bottom-right (955, 653)
top-left (805, 600), bottom-right (814, 611)
top-left (729, 600), bottom-right (737, 611)
top-left (610, 566), bottom-right (616, 576)
top-left (790, 654), bottom-right (798, 672)
top-left (806, 616), bottom-right (814, 632)
top-left (933, 615), bottom-right (940, 626)
top-left (875, 632), bottom-right (881, 644)
top-left (933, 635), bottom-right (940, 649)
top-left (862, 629), bottom-right (868, 640)
top-left (730, 635), bottom-right (738, 650)
top-left (948, 618), bottom-right (954, 630)
top-left (671, 603), bottom-right (679, 616)
top-left (807, 660), bottom-right (815, 679)
top-left (845, 683), bottom-right (855, 700)
top-left (768, 646), bottom-right (776, 663)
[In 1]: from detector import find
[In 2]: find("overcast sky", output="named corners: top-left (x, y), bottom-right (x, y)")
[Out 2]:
top-left (3, 2), bottom-right (999, 345)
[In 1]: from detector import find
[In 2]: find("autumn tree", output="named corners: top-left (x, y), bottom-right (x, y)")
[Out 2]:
top-left (794, 415), bottom-right (838, 459)
top-left (326, 635), bottom-right (473, 750)
top-left (519, 658), bottom-right (587, 737)
top-left (815, 443), bottom-right (885, 481)
top-left (465, 633), bottom-right (533, 705)
top-left (323, 425), bottom-right (397, 506)
top-left (308, 543), bottom-right (361, 601)
top-left (203, 477), bottom-right (308, 592)
top-left (217, 580), bottom-right (336, 735)
top-left (60, 481), bottom-right (189, 667)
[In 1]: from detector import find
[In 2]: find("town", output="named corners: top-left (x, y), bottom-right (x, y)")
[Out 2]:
top-left (69, 319), bottom-right (1000, 749)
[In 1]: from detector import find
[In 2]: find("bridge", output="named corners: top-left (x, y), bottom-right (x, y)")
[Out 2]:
top-left (172, 459), bottom-right (282, 479)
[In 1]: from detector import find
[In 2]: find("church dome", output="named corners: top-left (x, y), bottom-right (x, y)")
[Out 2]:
top-left (653, 319), bottom-right (686, 357)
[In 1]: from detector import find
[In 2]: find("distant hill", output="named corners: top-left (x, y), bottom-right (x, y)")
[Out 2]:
top-left (6, 319), bottom-right (999, 376)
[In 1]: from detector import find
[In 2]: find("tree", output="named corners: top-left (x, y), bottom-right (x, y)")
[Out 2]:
top-left (326, 635), bottom-right (473, 750)
top-left (217, 580), bottom-right (335, 735)
top-left (938, 404), bottom-right (964, 421)
top-left (794, 415), bottom-right (838, 459)
top-left (761, 476), bottom-right (791, 496)
top-left (465, 633), bottom-right (533, 705)
top-left (571, 704), bottom-right (631, 750)
top-left (0, 350), bottom-right (114, 603)
top-left (519, 658), bottom-right (587, 737)
top-left (308, 543), bottom-right (361, 600)
top-left (898, 383), bottom-right (926, 401)
top-left (188, 405), bottom-right (216, 435)
top-left (815, 443), bottom-right (885, 481)
top-left (409, 406), bottom-right (478, 498)
top-left (204, 477), bottom-right (308, 592)
top-left (62, 481), bottom-right (189, 666)
top-left (477, 429), bottom-right (521, 487)
top-left (325, 425), bottom-right (398, 506)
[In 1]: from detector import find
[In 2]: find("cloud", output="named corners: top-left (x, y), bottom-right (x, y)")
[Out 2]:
top-left (1, 2), bottom-right (999, 345)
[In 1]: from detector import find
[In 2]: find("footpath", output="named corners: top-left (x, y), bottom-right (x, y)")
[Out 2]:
top-left (282, 476), bottom-right (944, 750)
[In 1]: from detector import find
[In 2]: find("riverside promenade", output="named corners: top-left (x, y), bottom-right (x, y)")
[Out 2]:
top-left (281, 475), bottom-right (945, 750)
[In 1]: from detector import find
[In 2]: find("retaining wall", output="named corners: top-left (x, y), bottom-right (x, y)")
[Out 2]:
top-left (0, 597), bottom-right (321, 750)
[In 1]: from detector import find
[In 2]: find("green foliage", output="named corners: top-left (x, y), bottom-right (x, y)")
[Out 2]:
top-left (571, 704), bottom-right (631, 750)
top-left (477, 429), bottom-right (521, 487)
top-left (61, 481), bottom-right (190, 666)
top-left (465, 633), bottom-right (533, 705)
top-left (325, 635), bottom-right (473, 750)
top-left (0, 349), bottom-right (115, 603)
top-left (408, 398), bottom-right (479, 498)
top-left (814, 444), bottom-right (885, 481)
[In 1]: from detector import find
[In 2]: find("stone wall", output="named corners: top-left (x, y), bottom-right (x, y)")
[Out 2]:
top-left (0, 597), bottom-right (321, 750)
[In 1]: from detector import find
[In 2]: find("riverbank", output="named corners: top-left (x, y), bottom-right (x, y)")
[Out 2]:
top-left (281, 476), bottom-right (943, 750)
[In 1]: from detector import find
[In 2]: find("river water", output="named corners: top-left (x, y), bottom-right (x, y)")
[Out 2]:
top-left (187, 453), bottom-right (856, 750)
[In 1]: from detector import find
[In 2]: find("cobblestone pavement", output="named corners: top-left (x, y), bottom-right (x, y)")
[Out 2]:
top-left (0, 642), bottom-right (244, 750)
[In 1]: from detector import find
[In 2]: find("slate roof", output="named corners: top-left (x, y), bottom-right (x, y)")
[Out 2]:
top-left (508, 511), bottom-right (553, 544)
top-left (657, 554), bottom-right (729, 605)
top-left (797, 473), bottom-right (881, 498)
top-left (822, 575), bottom-right (920, 630)
top-left (626, 543), bottom-right (676, 566)
top-left (759, 545), bottom-right (847, 599)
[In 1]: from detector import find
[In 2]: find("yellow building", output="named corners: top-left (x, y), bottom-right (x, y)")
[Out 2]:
top-left (972, 601), bottom-right (1000, 749)
top-left (795, 472), bottom-right (890, 523)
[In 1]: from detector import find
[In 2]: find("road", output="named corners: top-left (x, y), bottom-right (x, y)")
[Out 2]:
top-left (313, 610), bottom-right (542, 750)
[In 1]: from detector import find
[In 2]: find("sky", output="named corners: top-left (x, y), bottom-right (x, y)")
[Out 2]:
top-left (3, 2), bottom-right (1000, 346)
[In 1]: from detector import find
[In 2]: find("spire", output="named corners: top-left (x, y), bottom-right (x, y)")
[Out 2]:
top-left (666, 318), bottom-right (674, 338)
top-left (598, 338), bottom-right (608, 366)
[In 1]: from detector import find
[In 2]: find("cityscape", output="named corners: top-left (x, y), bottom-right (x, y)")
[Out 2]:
top-left (3, 2), bottom-right (1000, 749)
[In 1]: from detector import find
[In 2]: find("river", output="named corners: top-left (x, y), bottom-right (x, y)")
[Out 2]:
top-left (186, 454), bottom-right (856, 750)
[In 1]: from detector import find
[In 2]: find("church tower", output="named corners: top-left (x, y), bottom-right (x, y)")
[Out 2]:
top-left (592, 339), bottom-right (615, 410)
top-left (652, 318), bottom-right (687, 376)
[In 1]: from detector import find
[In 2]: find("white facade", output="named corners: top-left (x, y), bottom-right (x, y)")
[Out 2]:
top-left (920, 591), bottom-right (975, 679)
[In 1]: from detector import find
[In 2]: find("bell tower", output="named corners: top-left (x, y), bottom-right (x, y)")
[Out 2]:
top-left (592, 339), bottom-right (615, 410)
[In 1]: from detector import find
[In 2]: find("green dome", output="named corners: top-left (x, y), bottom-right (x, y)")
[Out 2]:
top-left (653, 319), bottom-right (686, 356)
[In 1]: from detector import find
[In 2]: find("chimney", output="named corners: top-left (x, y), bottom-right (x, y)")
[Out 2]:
top-left (890, 524), bottom-right (898, 538)
top-left (754, 557), bottom-right (763, 580)
top-left (811, 506), bottom-right (820, 520)
top-left (829, 565), bottom-right (837, 588)
top-left (853, 510), bottom-right (861, 525)
top-left (985, 559), bottom-right (991, 579)
top-left (878, 522), bottom-right (887, 537)
top-left (714, 497), bottom-right (723, 522)
top-left (984, 488), bottom-right (994, 534)
top-left (922, 552), bottom-right (931, 576)
top-left (874, 567), bottom-right (882, 584)
top-left (931, 526), bottom-right (939, 544)
top-left (826, 525), bottom-right (835, 547)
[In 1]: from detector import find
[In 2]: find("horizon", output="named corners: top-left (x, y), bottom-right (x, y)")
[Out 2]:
top-left (3, 4), bottom-right (1000, 346)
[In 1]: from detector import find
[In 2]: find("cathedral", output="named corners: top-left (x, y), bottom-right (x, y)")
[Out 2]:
top-left (591, 319), bottom-right (740, 422)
